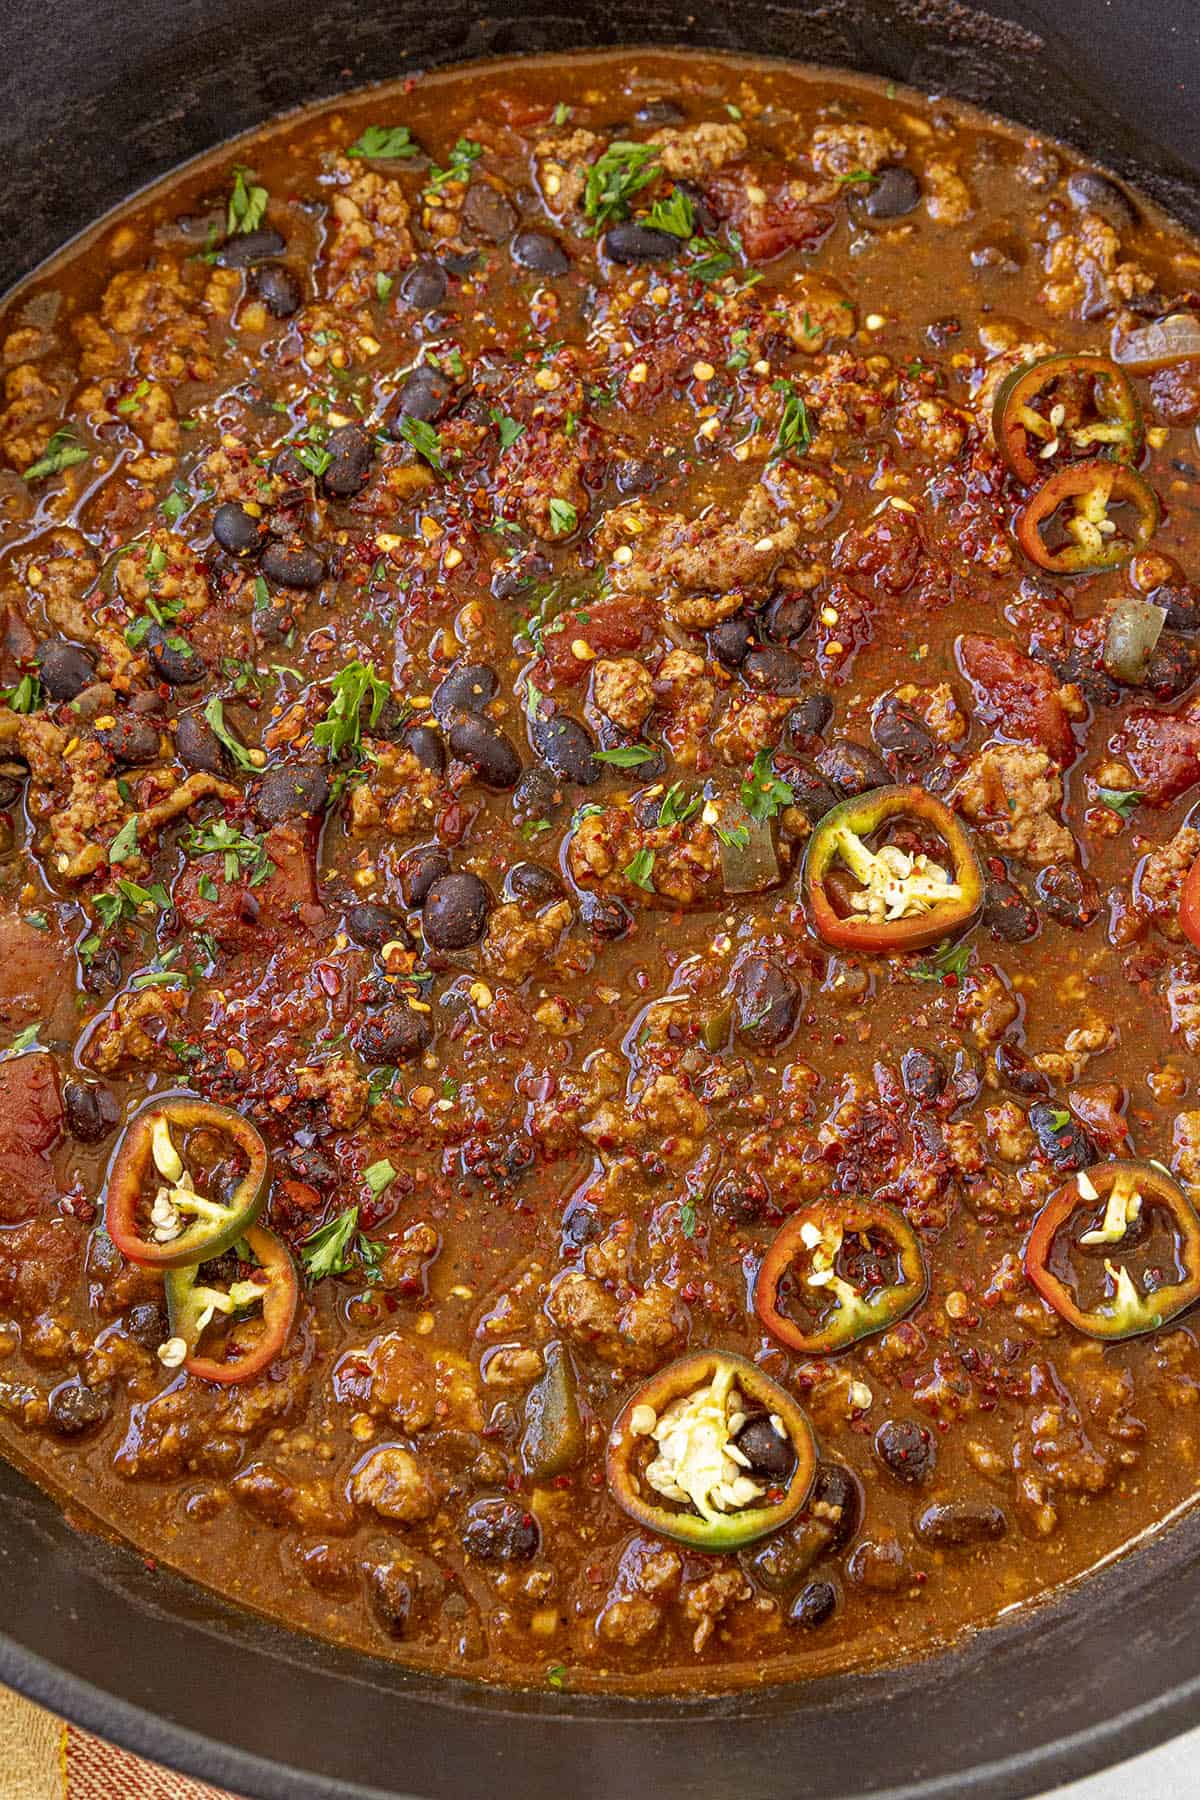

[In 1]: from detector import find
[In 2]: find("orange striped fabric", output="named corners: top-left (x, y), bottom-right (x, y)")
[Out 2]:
top-left (0, 1686), bottom-right (244, 1799)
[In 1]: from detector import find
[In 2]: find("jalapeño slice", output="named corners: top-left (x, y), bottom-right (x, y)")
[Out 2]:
top-left (106, 1096), bottom-right (269, 1269)
top-left (993, 352), bottom-right (1142, 487)
top-left (162, 1224), bottom-right (299, 1385)
top-left (1015, 460), bottom-right (1159, 575)
top-left (755, 1199), bottom-right (928, 1354)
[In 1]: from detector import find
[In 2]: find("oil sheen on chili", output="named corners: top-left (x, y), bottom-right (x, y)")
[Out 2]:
top-left (1, 46), bottom-right (1200, 1695)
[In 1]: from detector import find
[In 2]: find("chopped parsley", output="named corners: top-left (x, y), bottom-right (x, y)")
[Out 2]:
top-left (657, 782), bottom-right (702, 828)
top-left (364, 1157), bottom-right (397, 1196)
top-left (4, 1022), bottom-right (41, 1057)
top-left (202, 695), bottom-right (259, 772)
top-left (715, 822), bottom-right (750, 850)
top-left (583, 141), bottom-right (660, 232)
top-left (623, 847), bottom-right (656, 891)
top-left (834, 166), bottom-right (874, 185)
top-left (183, 818), bottom-right (275, 885)
top-left (347, 124), bottom-right (418, 160)
top-left (292, 440), bottom-right (333, 479)
top-left (548, 497), bottom-right (577, 536)
top-left (395, 414), bottom-right (445, 473)
top-left (107, 816), bottom-right (140, 866)
top-left (740, 749), bottom-right (794, 824)
top-left (770, 380), bottom-right (812, 460)
top-left (593, 744), bottom-right (655, 768)
top-left (1046, 1108), bottom-right (1071, 1132)
top-left (375, 270), bottom-right (395, 302)
top-left (4, 674), bottom-right (41, 715)
top-left (93, 878), bottom-right (169, 931)
top-left (679, 1198), bottom-right (698, 1237)
top-left (116, 379), bottom-right (150, 416)
top-left (161, 482), bottom-right (189, 526)
top-left (426, 138), bottom-right (484, 191)
top-left (546, 1662), bottom-right (567, 1691)
top-left (23, 430), bottom-right (89, 483)
top-left (913, 939), bottom-right (973, 982)
top-left (644, 186), bottom-right (695, 239)
top-left (226, 164), bottom-right (269, 236)
top-left (299, 1205), bottom-right (382, 1283)
top-left (687, 236), bottom-right (735, 282)
top-left (1097, 787), bottom-right (1143, 819)
top-left (490, 409), bottom-right (525, 449)
top-left (313, 660), bottom-right (393, 760)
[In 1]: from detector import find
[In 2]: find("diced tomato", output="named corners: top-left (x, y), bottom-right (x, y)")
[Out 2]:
top-left (0, 914), bottom-right (72, 1035)
top-left (0, 1053), bottom-right (63, 1223)
top-left (481, 89), bottom-right (555, 129)
top-left (0, 1217), bottom-right (81, 1313)
top-left (957, 633), bottom-right (1077, 766)
top-left (536, 597), bottom-right (657, 687)
top-left (705, 163), bottom-right (833, 262)
top-left (1180, 851), bottom-right (1200, 949)
top-left (1109, 705), bottom-right (1200, 805)
top-left (174, 823), bottom-right (321, 950)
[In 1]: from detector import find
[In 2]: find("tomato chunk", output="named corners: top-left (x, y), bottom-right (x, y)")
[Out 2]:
top-left (0, 1053), bottom-right (63, 1222)
top-left (1109, 705), bottom-right (1200, 805)
top-left (958, 633), bottom-right (1077, 766)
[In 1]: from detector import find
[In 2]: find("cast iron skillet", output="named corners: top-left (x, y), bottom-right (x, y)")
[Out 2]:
top-left (1, 2), bottom-right (1199, 1795)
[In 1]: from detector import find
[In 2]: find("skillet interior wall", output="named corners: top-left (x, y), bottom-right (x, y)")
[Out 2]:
top-left (2, 0), bottom-right (1200, 295)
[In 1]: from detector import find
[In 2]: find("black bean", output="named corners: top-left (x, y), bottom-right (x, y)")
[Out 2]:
top-left (604, 222), bottom-right (680, 264)
top-left (253, 764), bottom-right (329, 826)
top-left (1152, 582), bottom-right (1200, 634)
top-left (1052, 647), bottom-right (1122, 708)
top-left (1029, 1102), bottom-right (1095, 1172)
top-left (397, 259), bottom-right (448, 311)
top-left (709, 613), bottom-right (756, 668)
top-left (789, 1579), bottom-right (839, 1629)
top-left (36, 639), bottom-right (96, 702)
top-left (261, 540), bottom-right (325, 589)
top-left (251, 262), bottom-right (304, 317)
top-left (531, 713), bottom-right (600, 785)
top-left (365, 1559), bottom-right (417, 1637)
top-left (81, 944), bottom-right (123, 994)
top-left (1067, 169), bottom-right (1137, 233)
top-left (462, 180), bottom-right (518, 243)
top-left (733, 957), bottom-right (803, 1052)
top-left (872, 699), bottom-right (934, 772)
top-left (816, 737), bottom-right (890, 796)
top-left (578, 891), bottom-right (632, 940)
top-left (743, 646), bottom-right (809, 696)
top-left (96, 714), bottom-right (161, 765)
top-left (511, 229), bottom-right (570, 275)
top-left (710, 1170), bottom-right (769, 1226)
top-left (764, 591), bottom-right (815, 645)
top-left (863, 167), bottom-right (921, 220)
top-left (915, 1499), bottom-right (1008, 1547)
top-left (634, 98), bottom-right (685, 125)
top-left (504, 862), bottom-right (564, 906)
top-left (62, 1077), bottom-right (119, 1143)
top-left (147, 627), bottom-right (206, 687)
top-left (461, 1496), bottom-right (540, 1561)
top-left (175, 709), bottom-right (229, 774)
top-left (357, 1002), bottom-right (433, 1063)
top-left (448, 713), bottom-right (522, 788)
top-left (431, 664), bottom-right (499, 724)
top-left (217, 227), bottom-right (287, 267)
top-left (983, 872), bottom-right (1039, 943)
top-left (1142, 633), bottom-right (1197, 702)
top-left (874, 1418), bottom-right (936, 1486)
top-left (782, 760), bottom-right (842, 826)
top-left (733, 1414), bottom-right (796, 1483)
top-left (212, 502), bottom-right (262, 558)
top-left (901, 1047), bottom-right (945, 1103)
top-left (388, 364), bottom-right (455, 429)
top-left (785, 692), bottom-right (834, 745)
top-left (809, 1462), bottom-right (861, 1552)
top-left (995, 1041), bottom-right (1051, 1098)
top-left (271, 444), bottom-right (311, 486)
top-left (1035, 865), bottom-right (1100, 930)
top-left (401, 846), bottom-right (451, 908)
top-left (672, 178), bottom-right (719, 236)
top-left (47, 1381), bottom-right (110, 1437)
top-left (512, 766), bottom-right (563, 825)
top-left (124, 1300), bottom-right (168, 1350)
top-left (322, 423), bottom-right (374, 498)
top-left (402, 723), bottom-right (446, 775)
top-left (423, 871), bottom-right (491, 950)
top-left (345, 902), bottom-right (404, 949)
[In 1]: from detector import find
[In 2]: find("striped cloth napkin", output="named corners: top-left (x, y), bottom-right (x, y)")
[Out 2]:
top-left (0, 1686), bottom-right (242, 1799)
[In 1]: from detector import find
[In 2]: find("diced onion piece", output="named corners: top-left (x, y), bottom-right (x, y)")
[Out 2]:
top-left (1111, 313), bottom-right (1200, 373)
top-left (1103, 597), bottom-right (1167, 683)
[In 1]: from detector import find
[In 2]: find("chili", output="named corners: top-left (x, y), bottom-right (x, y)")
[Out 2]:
top-left (163, 1224), bottom-right (299, 1384)
top-left (993, 352), bottom-right (1142, 487)
top-left (105, 1097), bottom-right (269, 1269)
top-left (606, 1351), bottom-right (817, 1550)
top-left (1025, 1160), bottom-right (1200, 1340)
top-left (1015, 459), bottom-right (1159, 574)
top-left (754, 1200), bottom-right (928, 1354)
top-left (803, 784), bottom-right (983, 954)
